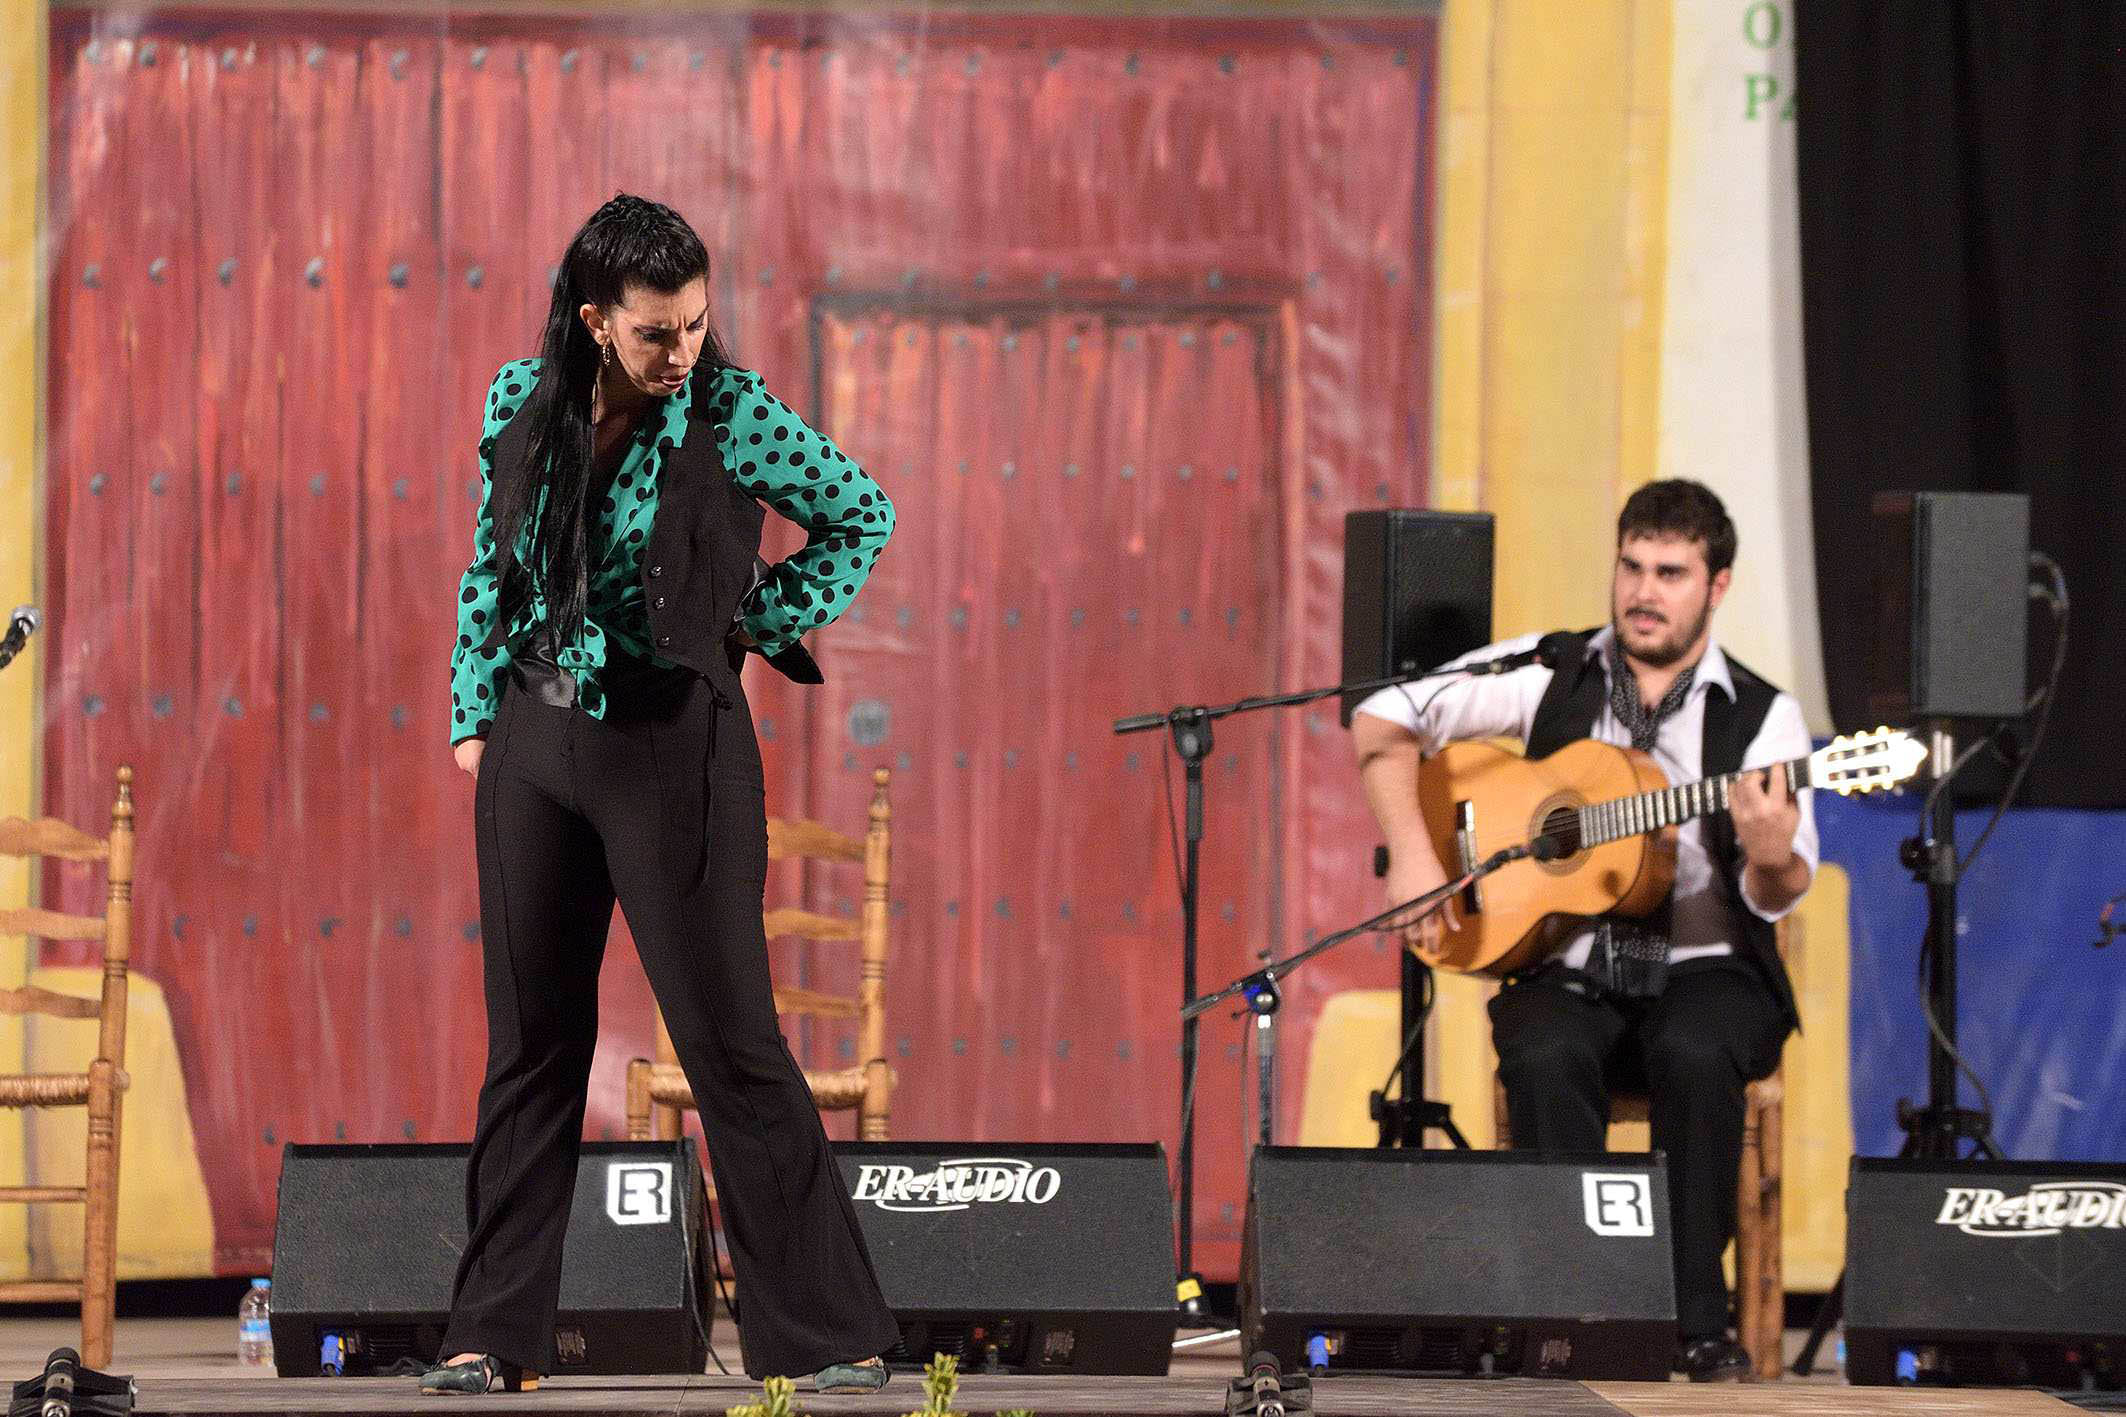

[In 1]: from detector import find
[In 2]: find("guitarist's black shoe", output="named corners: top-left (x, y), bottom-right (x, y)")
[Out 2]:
top-left (1676, 1336), bottom-right (1755, 1382)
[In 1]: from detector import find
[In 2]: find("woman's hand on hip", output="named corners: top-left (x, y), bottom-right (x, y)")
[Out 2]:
top-left (454, 738), bottom-right (485, 779)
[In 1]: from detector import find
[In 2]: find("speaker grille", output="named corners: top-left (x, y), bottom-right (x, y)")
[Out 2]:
top-left (1867, 491), bottom-right (2029, 721)
top-left (1340, 510), bottom-right (1494, 726)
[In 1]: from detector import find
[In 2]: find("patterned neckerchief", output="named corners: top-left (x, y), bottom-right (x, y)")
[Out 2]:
top-left (1606, 635), bottom-right (1699, 751)
top-left (1587, 635), bottom-right (1702, 998)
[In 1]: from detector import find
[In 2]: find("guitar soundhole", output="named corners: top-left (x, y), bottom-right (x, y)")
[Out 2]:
top-left (1539, 805), bottom-right (1583, 858)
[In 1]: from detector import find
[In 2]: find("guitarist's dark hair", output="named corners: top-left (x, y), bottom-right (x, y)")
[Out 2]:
top-left (1616, 479), bottom-right (1737, 576)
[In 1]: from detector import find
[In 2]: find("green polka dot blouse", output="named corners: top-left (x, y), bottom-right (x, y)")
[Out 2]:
top-left (449, 358), bottom-right (893, 744)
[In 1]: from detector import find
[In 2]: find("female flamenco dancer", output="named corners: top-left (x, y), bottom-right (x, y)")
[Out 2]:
top-left (422, 195), bottom-right (899, 1396)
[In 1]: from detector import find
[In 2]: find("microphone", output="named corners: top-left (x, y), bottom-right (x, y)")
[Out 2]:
top-left (1480, 834), bottom-right (1568, 871)
top-left (0, 604), bottom-right (38, 672)
top-left (1458, 630), bottom-right (1579, 677)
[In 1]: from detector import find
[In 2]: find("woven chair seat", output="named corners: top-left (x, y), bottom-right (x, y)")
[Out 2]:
top-left (0, 1073), bottom-right (93, 1108)
top-left (629, 769), bottom-right (895, 1151)
top-left (642, 1060), bottom-right (884, 1114)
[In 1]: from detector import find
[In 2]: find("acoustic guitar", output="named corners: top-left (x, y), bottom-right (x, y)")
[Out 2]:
top-left (1411, 728), bottom-right (1927, 977)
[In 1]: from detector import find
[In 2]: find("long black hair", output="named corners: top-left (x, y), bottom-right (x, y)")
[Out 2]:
top-left (490, 194), bottom-right (734, 652)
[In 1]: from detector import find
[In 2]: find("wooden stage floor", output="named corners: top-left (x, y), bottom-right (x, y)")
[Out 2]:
top-left (0, 1317), bottom-right (2112, 1417)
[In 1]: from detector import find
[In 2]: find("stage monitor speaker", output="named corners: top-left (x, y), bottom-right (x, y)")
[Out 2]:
top-left (836, 1142), bottom-right (1176, 1374)
top-left (1340, 509), bottom-right (1494, 727)
top-left (270, 1141), bottom-right (711, 1377)
top-left (1867, 491), bottom-right (2030, 722)
top-left (1844, 1158), bottom-right (2126, 1387)
top-left (1242, 1147), bottom-right (1674, 1380)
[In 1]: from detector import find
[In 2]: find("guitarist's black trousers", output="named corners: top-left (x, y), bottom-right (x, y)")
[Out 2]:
top-left (1490, 960), bottom-right (1788, 1342)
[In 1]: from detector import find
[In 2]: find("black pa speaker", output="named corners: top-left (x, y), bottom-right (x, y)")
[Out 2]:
top-left (270, 1141), bottom-right (712, 1376)
top-left (1845, 1158), bottom-right (2126, 1387)
top-left (1242, 1147), bottom-right (1675, 1379)
top-left (835, 1142), bottom-right (1176, 1374)
top-left (1867, 491), bottom-right (2030, 722)
top-left (1340, 509), bottom-right (1494, 726)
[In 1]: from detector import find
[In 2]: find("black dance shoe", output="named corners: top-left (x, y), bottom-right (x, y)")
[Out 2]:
top-left (419, 1354), bottom-right (539, 1394)
top-left (1676, 1335), bottom-right (1755, 1382)
top-left (814, 1357), bottom-right (890, 1394)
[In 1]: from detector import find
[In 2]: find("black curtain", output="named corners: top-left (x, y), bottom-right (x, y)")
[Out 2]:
top-left (1796, 1), bottom-right (2126, 807)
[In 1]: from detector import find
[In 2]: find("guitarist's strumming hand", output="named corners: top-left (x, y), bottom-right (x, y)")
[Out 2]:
top-left (1384, 837), bottom-right (1460, 958)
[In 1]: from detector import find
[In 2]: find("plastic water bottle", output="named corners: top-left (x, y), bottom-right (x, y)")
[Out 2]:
top-left (238, 1278), bottom-right (274, 1367)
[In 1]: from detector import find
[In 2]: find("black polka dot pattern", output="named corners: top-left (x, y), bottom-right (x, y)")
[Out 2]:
top-left (449, 358), bottom-right (541, 746)
top-left (450, 361), bottom-right (893, 743)
top-left (713, 371), bottom-right (895, 656)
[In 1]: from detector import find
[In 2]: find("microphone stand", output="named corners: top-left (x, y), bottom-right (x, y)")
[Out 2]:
top-left (1114, 658), bottom-right (1509, 1313)
top-left (1184, 843), bottom-right (1540, 1025)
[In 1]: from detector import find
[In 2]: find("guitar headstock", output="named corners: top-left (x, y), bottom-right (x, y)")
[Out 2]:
top-left (1809, 726), bottom-right (1929, 797)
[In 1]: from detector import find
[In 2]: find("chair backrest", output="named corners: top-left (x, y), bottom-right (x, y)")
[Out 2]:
top-left (651, 768), bottom-right (892, 1124)
top-left (0, 766), bottom-right (136, 1070)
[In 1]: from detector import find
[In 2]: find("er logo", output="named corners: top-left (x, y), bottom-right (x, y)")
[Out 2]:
top-left (1582, 1173), bottom-right (1655, 1237)
top-left (607, 1161), bottom-right (674, 1226)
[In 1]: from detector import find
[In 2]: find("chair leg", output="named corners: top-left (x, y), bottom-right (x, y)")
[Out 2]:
top-left (1755, 1091), bottom-right (1786, 1381)
top-left (1736, 1101), bottom-right (1762, 1373)
top-left (858, 1062), bottom-right (890, 1141)
top-left (624, 1059), bottom-right (653, 1141)
top-left (81, 1061), bottom-right (121, 1370)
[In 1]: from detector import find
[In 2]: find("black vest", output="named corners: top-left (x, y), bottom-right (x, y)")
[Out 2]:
top-left (486, 362), bottom-right (823, 689)
top-left (1524, 630), bottom-right (1799, 1031)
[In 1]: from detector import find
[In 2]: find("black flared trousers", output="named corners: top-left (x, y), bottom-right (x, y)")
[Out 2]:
top-left (1489, 961), bottom-right (1788, 1344)
top-left (440, 668), bottom-right (899, 1379)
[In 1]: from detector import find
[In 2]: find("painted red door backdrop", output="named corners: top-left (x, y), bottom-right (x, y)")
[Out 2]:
top-left (41, 8), bottom-right (1437, 1278)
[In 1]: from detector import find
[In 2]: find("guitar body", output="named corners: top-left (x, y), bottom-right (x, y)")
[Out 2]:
top-left (1415, 738), bottom-right (1679, 977)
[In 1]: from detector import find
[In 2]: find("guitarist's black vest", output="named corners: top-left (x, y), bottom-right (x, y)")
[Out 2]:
top-left (1523, 629), bottom-right (1800, 1032)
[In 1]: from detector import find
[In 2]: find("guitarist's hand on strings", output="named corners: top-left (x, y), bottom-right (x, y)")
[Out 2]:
top-left (1384, 838), bottom-right (1459, 958)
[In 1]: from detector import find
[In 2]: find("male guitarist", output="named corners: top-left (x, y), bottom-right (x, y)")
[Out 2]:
top-left (1350, 480), bottom-right (1816, 1382)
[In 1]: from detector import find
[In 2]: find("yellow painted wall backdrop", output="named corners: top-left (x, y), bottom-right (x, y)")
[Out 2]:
top-left (0, 3), bottom-right (219, 1290)
top-left (1424, 0), bottom-right (1673, 1154)
top-left (1304, 0), bottom-right (1851, 1290)
top-left (0, 0), bottom-right (48, 1273)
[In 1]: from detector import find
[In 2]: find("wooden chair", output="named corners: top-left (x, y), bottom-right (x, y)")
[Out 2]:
top-left (627, 767), bottom-right (894, 1146)
top-left (0, 766), bottom-right (135, 1369)
top-left (1491, 916), bottom-right (1792, 1381)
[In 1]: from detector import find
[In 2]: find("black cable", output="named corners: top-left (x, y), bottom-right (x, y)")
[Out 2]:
top-left (1903, 553), bottom-right (2065, 1161)
top-left (1957, 553), bottom-right (2068, 876)
top-left (1373, 958), bottom-right (1436, 1111)
top-left (1912, 933), bottom-right (2002, 1153)
top-left (1912, 554), bottom-right (2066, 845)
top-left (1159, 729), bottom-right (1187, 906)
top-left (1159, 725), bottom-right (1204, 1228)
top-left (1173, 1044), bottom-right (1198, 1204)
top-left (1389, 673), bottom-right (1463, 746)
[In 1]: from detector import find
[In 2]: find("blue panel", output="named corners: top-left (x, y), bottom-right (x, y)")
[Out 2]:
top-left (1819, 791), bottom-right (2126, 1161)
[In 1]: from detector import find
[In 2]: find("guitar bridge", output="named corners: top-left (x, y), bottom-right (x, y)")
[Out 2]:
top-left (1454, 800), bottom-right (1483, 915)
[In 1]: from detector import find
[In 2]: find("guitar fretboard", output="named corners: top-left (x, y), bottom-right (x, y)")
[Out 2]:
top-left (1571, 756), bottom-right (1811, 851)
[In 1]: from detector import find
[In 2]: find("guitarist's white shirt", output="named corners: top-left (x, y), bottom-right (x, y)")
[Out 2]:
top-left (1352, 627), bottom-right (1819, 969)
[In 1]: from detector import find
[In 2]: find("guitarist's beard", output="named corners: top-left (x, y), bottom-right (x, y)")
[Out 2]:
top-left (1612, 592), bottom-right (1712, 669)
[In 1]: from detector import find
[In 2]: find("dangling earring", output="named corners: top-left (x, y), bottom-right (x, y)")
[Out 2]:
top-left (601, 340), bottom-right (613, 368)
